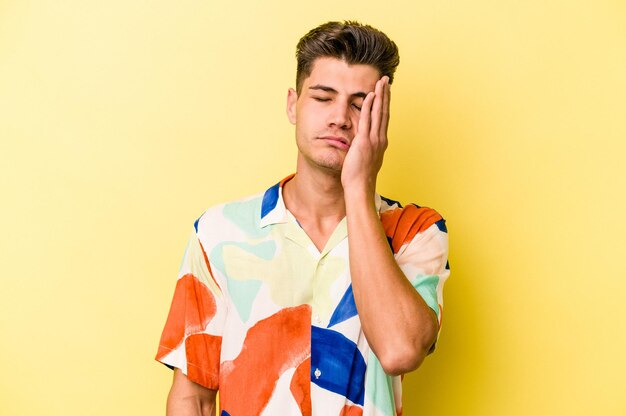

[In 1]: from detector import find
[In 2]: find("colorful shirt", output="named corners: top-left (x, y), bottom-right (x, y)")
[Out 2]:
top-left (156, 175), bottom-right (450, 416)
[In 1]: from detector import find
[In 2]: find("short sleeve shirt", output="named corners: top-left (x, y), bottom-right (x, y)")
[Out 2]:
top-left (156, 175), bottom-right (450, 416)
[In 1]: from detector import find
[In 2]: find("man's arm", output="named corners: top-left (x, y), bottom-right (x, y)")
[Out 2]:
top-left (167, 369), bottom-right (217, 416)
top-left (345, 195), bottom-right (439, 376)
top-left (341, 77), bottom-right (439, 376)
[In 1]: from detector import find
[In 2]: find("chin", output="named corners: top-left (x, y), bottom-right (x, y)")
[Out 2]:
top-left (298, 148), bottom-right (345, 173)
top-left (314, 156), bottom-right (344, 172)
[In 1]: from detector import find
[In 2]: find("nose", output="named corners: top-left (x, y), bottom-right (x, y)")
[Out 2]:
top-left (327, 102), bottom-right (352, 129)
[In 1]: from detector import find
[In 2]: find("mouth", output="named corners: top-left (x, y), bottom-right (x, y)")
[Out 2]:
top-left (320, 135), bottom-right (350, 150)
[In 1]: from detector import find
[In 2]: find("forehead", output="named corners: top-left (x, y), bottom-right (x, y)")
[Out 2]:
top-left (303, 57), bottom-right (380, 93)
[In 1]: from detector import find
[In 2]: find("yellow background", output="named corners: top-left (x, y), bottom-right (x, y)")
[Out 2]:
top-left (1, 1), bottom-right (625, 415)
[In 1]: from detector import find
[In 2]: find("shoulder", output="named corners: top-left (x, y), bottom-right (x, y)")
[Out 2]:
top-left (378, 195), bottom-right (447, 254)
top-left (192, 190), bottom-right (267, 245)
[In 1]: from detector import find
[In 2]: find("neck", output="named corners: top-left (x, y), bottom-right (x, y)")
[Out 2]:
top-left (283, 162), bottom-right (346, 223)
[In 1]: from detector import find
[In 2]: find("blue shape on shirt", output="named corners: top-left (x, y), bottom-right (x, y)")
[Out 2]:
top-left (380, 195), bottom-right (403, 208)
top-left (194, 216), bottom-right (200, 233)
top-left (435, 219), bottom-right (447, 233)
top-left (328, 285), bottom-right (358, 328)
top-left (221, 411), bottom-right (231, 416)
top-left (311, 326), bottom-right (366, 406)
top-left (261, 181), bottom-right (280, 219)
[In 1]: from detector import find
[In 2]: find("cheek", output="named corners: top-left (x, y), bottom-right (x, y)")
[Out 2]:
top-left (350, 112), bottom-right (360, 127)
top-left (297, 108), bottom-right (320, 129)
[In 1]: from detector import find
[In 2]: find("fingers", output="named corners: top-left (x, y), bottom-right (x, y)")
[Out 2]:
top-left (356, 76), bottom-right (390, 147)
top-left (370, 78), bottom-right (384, 140)
top-left (357, 90), bottom-right (376, 139)
top-left (380, 77), bottom-right (390, 141)
top-left (370, 77), bottom-right (390, 147)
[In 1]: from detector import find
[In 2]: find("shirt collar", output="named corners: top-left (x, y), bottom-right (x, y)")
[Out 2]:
top-left (259, 173), bottom-right (383, 228)
top-left (260, 174), bottom-right (294, 228)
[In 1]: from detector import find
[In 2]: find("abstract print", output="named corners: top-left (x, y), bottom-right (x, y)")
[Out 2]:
top-left (157, 175), bottom-right (450, 415)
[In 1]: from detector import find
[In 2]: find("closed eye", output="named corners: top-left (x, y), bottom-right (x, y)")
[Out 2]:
top-left (352, 104), bottom-right (362, 111)
top-left (313, 97), bottom-right (330, 102)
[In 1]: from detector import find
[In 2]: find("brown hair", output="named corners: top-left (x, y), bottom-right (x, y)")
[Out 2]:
top-left (295, 21), bottom-right (400, 94)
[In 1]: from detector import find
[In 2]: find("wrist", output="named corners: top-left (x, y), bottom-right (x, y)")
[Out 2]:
top-left (344, 188), bottom-right (377, 215)
top-left (342, 177), bottom-right (376, 197)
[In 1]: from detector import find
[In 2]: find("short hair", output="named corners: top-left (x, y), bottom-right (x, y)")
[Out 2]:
top-left (295, 21), bottom-right (400, 94)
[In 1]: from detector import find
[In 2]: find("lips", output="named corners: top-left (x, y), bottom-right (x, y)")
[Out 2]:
top-left (320, 135), bottom-right (350, 150)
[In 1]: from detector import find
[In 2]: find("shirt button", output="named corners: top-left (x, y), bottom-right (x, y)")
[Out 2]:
top-left (314, 368), bottom-right (321, 379)
top-left (313, 314), bottom-right (321, 324)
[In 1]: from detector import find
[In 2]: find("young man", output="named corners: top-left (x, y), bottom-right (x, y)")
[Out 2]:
top-left (156, 21), bottom-right (450, 416)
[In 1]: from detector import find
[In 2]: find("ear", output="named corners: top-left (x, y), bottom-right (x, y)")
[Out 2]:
top-left (286, 88), bottom-right (298, 125)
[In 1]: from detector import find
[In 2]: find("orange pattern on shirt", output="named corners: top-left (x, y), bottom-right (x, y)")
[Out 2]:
top-left (381, 205), bottom-right (442, 253)
top-left (219, 305), bottom-right (312, 416)
top-left (290, 357), bottom-right (312, 416)
top-left (156, 273), bottom-right (217, 360)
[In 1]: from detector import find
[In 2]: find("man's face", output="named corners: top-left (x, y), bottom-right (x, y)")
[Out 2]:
top-left (287, 57), bottom-right (381, 173)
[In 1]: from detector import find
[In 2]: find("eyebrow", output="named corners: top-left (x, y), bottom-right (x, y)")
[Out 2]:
top-left (308, 84), bottom-right (368, 99)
